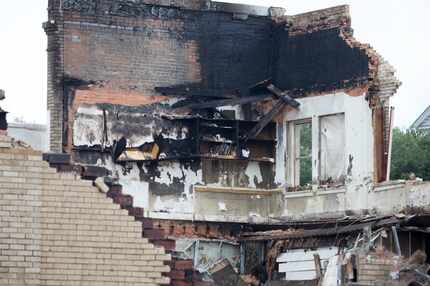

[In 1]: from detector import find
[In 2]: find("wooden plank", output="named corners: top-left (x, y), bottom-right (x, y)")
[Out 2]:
top-left (241, 221), bottom-right (375, 241)
top-left (178, 93), bottom-right (274, 109)
top-left (314, 254), bottom-right (322, 286)
top-left (373, 106), bottom-right (386, 182)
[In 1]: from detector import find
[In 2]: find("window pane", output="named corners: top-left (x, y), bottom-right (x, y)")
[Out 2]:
top-left (294, 122), bottom-right (312, 187)
top-left (299, 122), bottom-right (312, 158)
top-left (320, 114), bottom-right (346, 185)
top-left (300, 156), bottom-right (312, 186)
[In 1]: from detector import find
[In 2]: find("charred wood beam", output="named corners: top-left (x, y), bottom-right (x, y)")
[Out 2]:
top-left (171, 98), bottom-right (205, 109)
top-left (242, 85), bottom-right (300, 140)
top-left (249, 79), bottom-right (272, 94)
top-left (155, 86), bottom-right (238, 99)
top-left (176, 93), bottom-right (274, 110)
top-left (112, 137), bottom-right (127, 162)
top-left (242, 99), bottom-right (286, 141)
top-left (266, 84), bottom-right (300, 108)
top-left (240, 222), bottom-right (374, 241)
top-left (240, 217), bottom-right (403, 241)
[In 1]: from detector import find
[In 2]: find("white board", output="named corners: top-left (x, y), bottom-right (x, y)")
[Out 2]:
top-left (277, 247), bottom-right (338, 281)
top-left (284, 271), bottom-right (317, 281)
top-left (279, 261), bottom-right (315, 272)
top-left (277, 248), bottom-right (338, 263)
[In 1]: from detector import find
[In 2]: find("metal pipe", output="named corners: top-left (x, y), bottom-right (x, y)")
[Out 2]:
top-left (391, 226), bottom-right (401, 256)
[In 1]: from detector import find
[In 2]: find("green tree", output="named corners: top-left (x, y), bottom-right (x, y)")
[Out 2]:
top-left (390, 127), bottom-right (430, 180)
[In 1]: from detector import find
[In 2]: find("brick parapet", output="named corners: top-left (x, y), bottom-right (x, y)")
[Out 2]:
top-left (285, 5), bottom-right (351, 36)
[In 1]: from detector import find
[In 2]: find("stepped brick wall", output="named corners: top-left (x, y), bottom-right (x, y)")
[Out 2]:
top-left (0, 135), bottom-right (170, 286)
top-left (105, 183), bottom-right (217, 286)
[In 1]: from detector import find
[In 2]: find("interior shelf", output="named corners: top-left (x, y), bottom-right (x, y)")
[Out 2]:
top-left (117, 117), bottom-right (277, 164)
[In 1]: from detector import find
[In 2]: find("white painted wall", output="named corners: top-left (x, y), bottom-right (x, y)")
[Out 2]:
top-left (284, 92), bottom-right (374, 189)
top-left (74, 92), bottom-right (427, 223)
top-left (283, 92), bottom-right (376, 218)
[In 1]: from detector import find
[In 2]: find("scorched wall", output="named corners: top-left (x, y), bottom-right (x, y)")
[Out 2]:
top-left (44, 1), bottom-right (398, 223)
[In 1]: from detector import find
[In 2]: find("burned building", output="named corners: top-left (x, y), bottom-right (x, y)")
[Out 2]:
top-left (44, 0), bottom-right (401, 220)
top-left (38, 0), bottom-right (430, 285)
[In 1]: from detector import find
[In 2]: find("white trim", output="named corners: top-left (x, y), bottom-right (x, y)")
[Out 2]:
top-left (284, 190), bottom-right (314, 198)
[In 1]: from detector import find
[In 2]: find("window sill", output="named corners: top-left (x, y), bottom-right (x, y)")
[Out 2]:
top-left (285, 186), bottom-right (346, 198)
top-left (315, 187), bottom-right (346, 196)
top-left (284, 190), bottom-right (314, 198)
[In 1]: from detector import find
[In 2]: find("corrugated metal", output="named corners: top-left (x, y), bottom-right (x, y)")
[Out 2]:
top-left (421, 116), bottom-right (430, 129)
top-left (411, 106), bottom-right (430, 130)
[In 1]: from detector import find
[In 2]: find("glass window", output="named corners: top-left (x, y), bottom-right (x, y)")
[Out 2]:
top-left (294, 121), bottom-right (312, 187)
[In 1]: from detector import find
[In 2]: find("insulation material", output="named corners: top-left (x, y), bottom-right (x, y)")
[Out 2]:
top-left (276, 247), bottom-right (338, 281)
top-left (319, 114), bottom-right (346, 184)
top-left (73, 105), bottom-right (105, 146)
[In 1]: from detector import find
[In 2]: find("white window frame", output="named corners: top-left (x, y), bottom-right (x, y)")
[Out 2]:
top-left (287, 117), bottom-right (318, 188)
top-left (287, 113), bottom-right (346, 188)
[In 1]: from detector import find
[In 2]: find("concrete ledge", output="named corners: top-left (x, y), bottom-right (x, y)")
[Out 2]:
top-left (373, 181), bottom-right (406, 192)
top-left (316, 187), bottom-right (346, 196)
top-left (194, 185), bottom-right (283, 196)
top-left (285, 190), bottom-right (314, 198)
top-left (284, 187), bottom-right (346, 199)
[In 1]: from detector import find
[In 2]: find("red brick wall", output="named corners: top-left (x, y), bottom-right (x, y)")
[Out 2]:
top-left (62, 19), bottom-right (201, 94)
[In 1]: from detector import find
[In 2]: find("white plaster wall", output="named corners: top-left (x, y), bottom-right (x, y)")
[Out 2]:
top-left (81, 92), bottom-right (430, 223)
top-left (283, 92), bottom-right (375, 217)
top-left (369, 182), bottom-right (430, 214)
top-left (282, 182), bottom-right (430, 220)
top-left (98, 156), bottom-right (203, 215)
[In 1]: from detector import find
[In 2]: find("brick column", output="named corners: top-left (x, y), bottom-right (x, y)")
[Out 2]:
top-left (43, 14), bottom-right (63, 153)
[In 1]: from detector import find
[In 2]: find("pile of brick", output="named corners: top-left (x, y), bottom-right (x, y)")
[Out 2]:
top-left (357, 253), bottom-right (395, 284)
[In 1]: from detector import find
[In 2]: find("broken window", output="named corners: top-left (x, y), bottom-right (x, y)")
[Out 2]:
top-left (319, 113), bottom-right (346, 185)
top-left (294, 121), bottom-right (312, 187)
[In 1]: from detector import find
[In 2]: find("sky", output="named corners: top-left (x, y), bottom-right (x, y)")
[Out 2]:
top-left (0, 1), bottom-right (428, 128)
